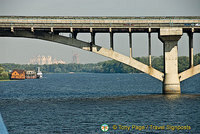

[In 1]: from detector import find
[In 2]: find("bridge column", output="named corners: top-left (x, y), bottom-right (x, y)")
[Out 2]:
top-left (188, 32), bottom-right (194, 68)
top-left (72, 32), bottom-right (77, 39)
top-left (110, 32), bottom-right (114, 50)
top-left (90, 32), bottom-right (95, 51)
top-left (148, 32), bottom-right (152, 66)
top-left (70, 28), bottom-right (77, 39)
top-left (159, 28), bottom-right (182, 94)
top-left (129, 32), bottom-right (133, 58)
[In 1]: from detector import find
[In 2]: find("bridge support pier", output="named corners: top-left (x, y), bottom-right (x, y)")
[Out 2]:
top-left (159, 28), bottom-right (182, 94)
top-left (159, 35), bottom-right (181, 94)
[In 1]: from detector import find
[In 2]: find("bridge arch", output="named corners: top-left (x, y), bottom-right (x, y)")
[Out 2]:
top-left (0, 30), bottom-right (164, 81)
top-left (1, 16), bottom-right (200, 93)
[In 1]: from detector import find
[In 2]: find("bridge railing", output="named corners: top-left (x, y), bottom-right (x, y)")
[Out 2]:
top-left (0, 16), bottom-right (200, 25)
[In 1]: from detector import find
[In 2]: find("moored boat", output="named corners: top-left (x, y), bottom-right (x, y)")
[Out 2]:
top-left (37, 67), bottom-right (42, 78)
top-left (26, 70), bottom-right (37, 79)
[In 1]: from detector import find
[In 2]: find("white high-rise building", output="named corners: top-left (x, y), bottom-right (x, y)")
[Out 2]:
top-left (29, 55), bottom-right (66, 65)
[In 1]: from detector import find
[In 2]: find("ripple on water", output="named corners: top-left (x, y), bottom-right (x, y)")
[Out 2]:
top-left (0, 73), bottom-right (199, 133)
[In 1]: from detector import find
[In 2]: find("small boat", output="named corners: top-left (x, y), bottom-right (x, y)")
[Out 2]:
top-left (37, 67), bottom-right (43, 78)
top-left (26, 70), bottom-right (37, 79)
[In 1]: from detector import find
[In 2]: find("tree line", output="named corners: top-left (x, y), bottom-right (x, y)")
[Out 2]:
top-left (0, 66), bottom-right (9, 80)
top-left (1, 54), bottom-right (200, 75)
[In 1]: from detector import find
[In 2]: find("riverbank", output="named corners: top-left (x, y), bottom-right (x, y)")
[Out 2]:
top-left (0, 80), bottom-right (11, 81)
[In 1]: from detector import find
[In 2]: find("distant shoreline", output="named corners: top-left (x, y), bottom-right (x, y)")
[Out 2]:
top-left (0, 80), bottom-right (11, 81)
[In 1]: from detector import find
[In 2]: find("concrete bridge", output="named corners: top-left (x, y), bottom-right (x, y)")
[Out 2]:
top-left (0, 16), bottom-right (200, 94)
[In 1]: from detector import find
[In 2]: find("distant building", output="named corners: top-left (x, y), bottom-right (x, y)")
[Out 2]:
top-left (41, 56), bottom-right (46, 65)
top-left (72, 54), bottom-right (79, 64)
top-left (11, 69), bottom-right (25, 80)
top-left (29, 55), bottom-right (66, 65)
top-left (25, 70), bottom-right (37, 79)
top-left (46, 56), bottom-right (52, 64)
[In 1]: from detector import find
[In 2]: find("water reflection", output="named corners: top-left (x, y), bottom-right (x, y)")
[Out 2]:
top-left (164, 94), bottom-right (181, 100)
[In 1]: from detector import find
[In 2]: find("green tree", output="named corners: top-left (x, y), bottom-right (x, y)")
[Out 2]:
top-left (0, 66), bottom-right (9, 80)
top-left (0, 67), bottom-right (4, 73)
top-left (54, 67), bottom-right (62, 73)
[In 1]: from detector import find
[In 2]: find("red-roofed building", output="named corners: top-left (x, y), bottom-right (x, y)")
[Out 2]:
top-left (11, 69), bottom-right (25, 80)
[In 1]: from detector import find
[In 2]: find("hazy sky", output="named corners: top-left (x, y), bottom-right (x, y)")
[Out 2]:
top-left (0, 0), bottom-right (200, 64)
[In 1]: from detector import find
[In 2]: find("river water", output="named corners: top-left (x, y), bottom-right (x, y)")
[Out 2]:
top-left (0, 73), bottom-right (200, 134)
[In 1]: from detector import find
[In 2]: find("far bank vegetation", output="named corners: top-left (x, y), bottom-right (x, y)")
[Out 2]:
top-left (1, 54), bottom-right (200, 74)
top-left (0, 66), bottom-right (9, 80)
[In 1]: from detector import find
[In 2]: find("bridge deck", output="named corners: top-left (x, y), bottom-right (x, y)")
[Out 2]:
top-left (0, 16), bottom-right (200, 33)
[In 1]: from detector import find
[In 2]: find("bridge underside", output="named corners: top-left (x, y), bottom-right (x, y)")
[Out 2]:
top-left (0, 30), bottom-right (164, 81)
top-left (0, 27), bottom-right (200, 94)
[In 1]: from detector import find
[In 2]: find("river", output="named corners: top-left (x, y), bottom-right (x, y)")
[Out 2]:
top-left (0, 73), bottom-right (200, 133)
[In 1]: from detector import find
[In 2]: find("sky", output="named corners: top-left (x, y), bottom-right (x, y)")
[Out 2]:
top-left (0, 0), bottom-right (200, 64)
